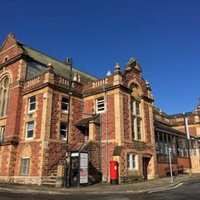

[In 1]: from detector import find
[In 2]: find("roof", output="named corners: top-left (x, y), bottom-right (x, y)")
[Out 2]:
top-left (168, 112), bottom-right (193, 118)
top-left (153, 105), bottom-right (168, 116)
top-left (75, 114), bottom-right (99, 127)
top-left (13, 38), bottom-right (98, 84)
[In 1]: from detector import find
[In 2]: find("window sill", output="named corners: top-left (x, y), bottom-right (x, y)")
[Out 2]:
top-left (128, 168), bottom-right (138, 171)
top-left (25, 137), bottom-right (33, 141)
top-left (28, 110), bottom-right (35, 114)
top-left (61, 110), bottom-right (68, 113)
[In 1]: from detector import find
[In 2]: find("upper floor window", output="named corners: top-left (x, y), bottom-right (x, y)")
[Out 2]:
top-left (96, 97), bottom-right (105, 113)
top-left (61, 97), bottom-right (69, 112)
top-left (28, 96), bottom-right (36, 112)
top-left (131, 98), bottom-right (134, 114)
top-left (131, 98), bottom-right (142, 141)
top-left (137, 118), bottom-right (142, 140)
top-left (60, 122), bottom-right (68, 140)
top-left (136, 101), bottom-right (140, 115)
top-left (131, 116), bottom-right (135, 139)
top-left (4, 56), bottom-right (9, 62)
top-left (26, 121), bottom-right (34, 139)
top-left (0, 76), bottom-right (10, 118)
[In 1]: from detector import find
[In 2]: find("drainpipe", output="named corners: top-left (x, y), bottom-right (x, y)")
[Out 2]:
top-left (99, 114), bottom-right (102, 178)
top-left (183, 113), bottom-right (192, 177)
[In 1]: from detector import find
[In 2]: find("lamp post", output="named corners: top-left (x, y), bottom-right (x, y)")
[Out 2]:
top-left (102, 85), bottom-right (108, 182)
top-left (183, 113), bottom-right (192, 177)
top-left (169, 148), bottom-right (174, 183)
top-left (63, 58), bottom-right (73, 188)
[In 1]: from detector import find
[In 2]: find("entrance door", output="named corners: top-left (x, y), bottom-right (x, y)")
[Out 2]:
top-left (142, 157), bottom-right (151, 180)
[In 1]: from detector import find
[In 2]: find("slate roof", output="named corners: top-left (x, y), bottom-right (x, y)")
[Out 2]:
top-left (153, 105), bottom-right (168, 116)
top-left (168, 112), bottom-right (193, 118)
top-left (75, 114), bottom-right (99, 127)
top-left (18, 41), bottom-right (98, 84)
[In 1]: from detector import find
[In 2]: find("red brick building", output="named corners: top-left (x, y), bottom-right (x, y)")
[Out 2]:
top-left (0, 33), bottom-right (158, 185)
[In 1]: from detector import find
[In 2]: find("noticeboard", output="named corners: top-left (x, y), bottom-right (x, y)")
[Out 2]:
top-left (79, 152), bottom-right (88, 184)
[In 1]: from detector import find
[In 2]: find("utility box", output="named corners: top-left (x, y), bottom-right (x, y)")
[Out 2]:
top-left (70, 150), bottom-right (89, 187)
top-left (109, 160), bottom-right (119, 184)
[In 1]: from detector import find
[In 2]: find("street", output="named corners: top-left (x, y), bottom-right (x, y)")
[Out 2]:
top-left (0, 179), bottom-right (200, 200)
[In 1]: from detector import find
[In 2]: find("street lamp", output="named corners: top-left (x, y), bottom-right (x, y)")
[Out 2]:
top-left (102, 85), bottom-right (108, 182)
top-left (183, 113), bottom-right (192, 177)
top-left (168, 148), bottom-right (174, 183)
top-left (63, 57), bottom-right (73, 188)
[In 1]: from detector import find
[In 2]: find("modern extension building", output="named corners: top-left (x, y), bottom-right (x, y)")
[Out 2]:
top-left (169, 102), bottom-right (200, 174)
top-left (153, 100), bottom-right (200, 177)
top-left (0, 33), bottom-right (157, 185)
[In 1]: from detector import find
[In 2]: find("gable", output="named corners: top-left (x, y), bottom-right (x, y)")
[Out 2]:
top-left (0, 33), bottom-right (18, 52)
top-left (0, 33), bottom-right (23, 64)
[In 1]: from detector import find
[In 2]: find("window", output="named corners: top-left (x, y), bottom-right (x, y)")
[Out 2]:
top-left (156, 131), bottom-right (179, 164)
top-left (136, 101), bottom-right (140, 115)
top-left (4, 56), bottom-right (9, 62)
top-left (84, 128), bottom-right (89, 141)
top-left (127, 153), bottom-right (137, 170)
top-left (61, 97), bottom-right (68, 112)
top-left (0, 126), bottom-right (5, 143)
top-left (131, 116), bottom-right (135, 139)
top-left (130, 98), bottom-right (142, 140)
top-left (137, 118), bottom-right (142, 140)
top-left (26, 121), bottom-right (34, 139)
top-left (0, 76), bottom-right (10, 118)
top-left (131, 98), bottom-right (134, 114)
top-left (96, 97), bottom-right (105, 112)
top-left (21, 157), bottom-right (30, 175)
top-left (28, 96), bottom-right (36, 112)
top-left (60, 122), bottom-right (67, 140)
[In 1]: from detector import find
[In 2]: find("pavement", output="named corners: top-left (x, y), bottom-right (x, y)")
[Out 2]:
top-left (0, 173), bottom-right (200, 195)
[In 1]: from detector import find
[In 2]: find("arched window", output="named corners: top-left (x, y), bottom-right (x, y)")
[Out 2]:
top-left (0, 76), bottom-right (10, 117)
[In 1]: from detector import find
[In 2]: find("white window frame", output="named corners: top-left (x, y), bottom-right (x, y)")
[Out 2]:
top-left (96, 97), bottom-right (105, 113)
top-left (60, 122), bottom-right (68, 140)
top-left (0, 76), bottom-right (10, 118)
top-left (0, 126), bottom-right (5, 142)
top-left (26, 121), bottom-right (34, 139)
top-left (28, 96), bottom-right (36, 113)
top-left (137, 118), bottom-right (142, 140)
top-left (131, 116), bottom-right (135, 139)
top-left (61, 97), bottom-right (69, 113)
top-left (136, 101), bottom-right (140, 116)
top-left (127, 153), bottom-right (138, 170)
top-left (20, 157), bottom-right (30, 175)
top-left (130, 98), bottom-right (142, 141)
top-left (131, 98), bottom-right (134, 114)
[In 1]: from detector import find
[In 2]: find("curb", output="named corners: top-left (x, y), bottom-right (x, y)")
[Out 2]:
top-left (2, 174), bottom-right (198, 195)
top-left (0, 181), bottom-right (184, 195)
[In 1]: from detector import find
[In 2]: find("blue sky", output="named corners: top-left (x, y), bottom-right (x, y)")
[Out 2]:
top-left (0, 0), bottom-right (200, 114)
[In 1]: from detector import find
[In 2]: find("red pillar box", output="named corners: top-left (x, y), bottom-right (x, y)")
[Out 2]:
top-left (109, 160), bottom-right (119, 184)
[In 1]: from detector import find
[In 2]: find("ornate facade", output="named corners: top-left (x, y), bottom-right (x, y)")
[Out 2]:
top-left (0, 33), bottom-right (156, 185)
top-left (0, 33), bottom-right (198, 186)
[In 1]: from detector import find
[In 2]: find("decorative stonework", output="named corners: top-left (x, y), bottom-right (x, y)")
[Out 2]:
top-left (132, 140), bottom-right (147, 151)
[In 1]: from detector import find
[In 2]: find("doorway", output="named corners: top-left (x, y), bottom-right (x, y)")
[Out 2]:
top-left (142, 156), bottom-right (151, 180)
